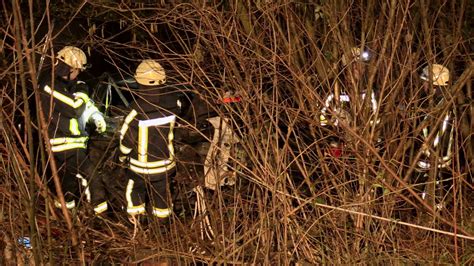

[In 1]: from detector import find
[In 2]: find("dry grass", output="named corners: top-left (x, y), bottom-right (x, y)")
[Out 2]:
top-left (1, 0), bottom-right (473, 264)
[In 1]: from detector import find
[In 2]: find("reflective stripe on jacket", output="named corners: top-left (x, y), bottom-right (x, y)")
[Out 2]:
top-left (40, 77), bottom-right (92, 152)
top-left (120, 109), bottom-right (177, 175)
top-left (320, 91), bottom-right (379, 126)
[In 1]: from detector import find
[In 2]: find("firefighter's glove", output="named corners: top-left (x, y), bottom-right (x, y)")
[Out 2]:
top-left (91, 112), bottom-right (107, 133)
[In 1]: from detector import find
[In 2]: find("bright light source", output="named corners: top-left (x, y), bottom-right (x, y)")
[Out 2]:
top-left (361, 51), bottom-right (370, 61)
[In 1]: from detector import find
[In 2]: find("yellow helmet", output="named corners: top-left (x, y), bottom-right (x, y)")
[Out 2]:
top-left (134, 59), bottom-right (166, 86)
top-left (57, 46), bottom-right (88, 70)
top-left (420, 64), bottom-right (450, 86)
top-left (341, 47), bottom-right (371, 66)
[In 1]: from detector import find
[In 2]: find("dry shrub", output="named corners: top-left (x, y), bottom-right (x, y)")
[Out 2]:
top-left (1, 0), bottom-right (473, 264)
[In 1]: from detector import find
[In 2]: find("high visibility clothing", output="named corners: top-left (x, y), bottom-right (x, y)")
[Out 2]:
top-left (415, 98), bottom-right (454, 171)
top-left (124, 175), bottom-right (173, 217)
top-left (39, 71), bottom-right (107, 214)
top-left (47, 148), bottom-right (108, 215)
top-left (320, 91), bottom-right (379, 126)
top-left (40, 75), bottom-right (103, 151)
top-left (120, 85), bottom-right (190, 218)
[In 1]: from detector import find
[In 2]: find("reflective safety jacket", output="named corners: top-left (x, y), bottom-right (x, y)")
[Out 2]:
top-left (39, 74), bottom-right (98, 153)
top-left (119, 86), bottom-right (190, 177)
top-left (416, 98), bottom-right (454, 171)
top-left (320, 91), bottom-right (379, 126)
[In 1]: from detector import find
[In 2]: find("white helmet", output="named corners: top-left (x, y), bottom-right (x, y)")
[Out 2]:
top-left (341, 47), bottom-right (371, 66)
top-left (134, 59), bottom-right (166, 86)
top-left (420, 64), bottom-right (450, 86)
top-left (57, 46), bottom-right (88, 70)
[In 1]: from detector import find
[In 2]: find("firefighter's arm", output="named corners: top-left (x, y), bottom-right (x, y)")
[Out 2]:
top-left (118, 110), bottom-right (136, 162)
top-left (74, 87), bottom-right (106, 133)
top-left (43, 84), bottom-right (88, 118)
top-left (118, 130), bottom-right (132, 163)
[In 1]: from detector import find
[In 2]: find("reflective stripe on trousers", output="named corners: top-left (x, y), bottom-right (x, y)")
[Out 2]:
top-left (125, 179), bottom-right (172, 217)
top-left (125, 179), bottom-right (146, 215)
top-left (94, 201), bottom-right (108, 214)
top-left (54, 199), bottom-right (76, 209)
top-left (77, 173), bottom-right (91, 203)
top-left (152, 206), bottom-right (172, 218)
top-left (78, 174), bottom-right (108, 215)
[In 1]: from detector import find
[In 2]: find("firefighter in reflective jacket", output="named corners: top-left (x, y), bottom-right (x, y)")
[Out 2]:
top-left (416, 64), bottom-right (453, 170)
top-left (39, 46), bottom-right (108, 215)
top-left (319, 47), bottom-right (379, 156)
top-left (119, 59), bottom-right (187, 219)
top-left (413, 64), bottom-right (453, 208)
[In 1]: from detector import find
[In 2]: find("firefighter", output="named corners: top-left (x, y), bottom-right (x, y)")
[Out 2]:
top-left (413, 64), bottom-right (453, 209)
top-left (119, 59), bottom-right (189, 221)
top-left (39, 46), bottom-right (108, 215)
top-left (319, 46), bottom-right (379, 156)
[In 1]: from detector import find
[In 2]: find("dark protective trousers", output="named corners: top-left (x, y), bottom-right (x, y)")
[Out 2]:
top-left (125, 170), bottom-right (175, 218)
top-left (50, 148), bottom-right (107, 214)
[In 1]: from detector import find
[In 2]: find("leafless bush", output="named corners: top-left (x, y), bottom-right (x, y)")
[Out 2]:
top-left (1, 0), bottom-right (473, 264)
